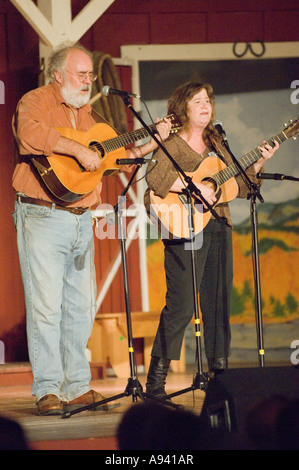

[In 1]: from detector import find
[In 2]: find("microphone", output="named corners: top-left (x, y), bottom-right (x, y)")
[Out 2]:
top-left (257, 172), bottom-right (298, 181)
top-left (257, 173), bottom-right (283, 180)
top-left (213, 120), bottom-right (228, 141)
top-left (116, 158), bottom-right (155, 165)
top-left (101, 85), bottom-right (141, 99)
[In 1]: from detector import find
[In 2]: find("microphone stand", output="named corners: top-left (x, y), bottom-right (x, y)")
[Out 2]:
top-left (221, 136), bottom-right (266, 367)
top-left (62, 164), bottom-right (181, 419)
top-left (119, 96), bottom-right (227, 397)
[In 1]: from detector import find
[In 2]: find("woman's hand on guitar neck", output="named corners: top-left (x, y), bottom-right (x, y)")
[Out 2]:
top-left (120, 117), bottom-right (172, 173)
top-left (254, 139), bottom-right (279, 173)
top-left (143, 117), bottom-right (172, 154)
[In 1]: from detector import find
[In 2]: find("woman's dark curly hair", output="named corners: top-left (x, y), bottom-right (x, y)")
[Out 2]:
top-left (167, 81), bottom-right (220, 147)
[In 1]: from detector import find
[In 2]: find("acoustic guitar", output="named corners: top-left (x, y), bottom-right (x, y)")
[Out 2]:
top-left (149, 118), bottom-right (299, 239)
top-left (31, 114), bottom-right (181, 203)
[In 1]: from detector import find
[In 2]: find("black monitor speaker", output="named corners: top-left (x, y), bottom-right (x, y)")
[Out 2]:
top-left (200, 366), bottom-right (299, 433)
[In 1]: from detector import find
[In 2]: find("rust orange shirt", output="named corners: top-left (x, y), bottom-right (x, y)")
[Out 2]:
top-left (12, 82), bottom-right (102, 207)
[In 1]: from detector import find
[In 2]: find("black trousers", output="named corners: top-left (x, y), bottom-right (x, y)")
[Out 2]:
top-left (151, 219), bottom-right (233, 361)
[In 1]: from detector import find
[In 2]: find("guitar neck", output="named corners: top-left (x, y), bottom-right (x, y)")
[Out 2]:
top-left (214, 131), bottom-right (288, 185)
top-left (102, 123), bottom-right (158, 153)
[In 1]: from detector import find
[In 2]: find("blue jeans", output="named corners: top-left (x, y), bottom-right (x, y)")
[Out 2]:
top-left (13, 199), bottom-right (97, 402)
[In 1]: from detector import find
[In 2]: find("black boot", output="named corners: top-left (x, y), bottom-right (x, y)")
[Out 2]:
top-left (146, 356), bottom-right (170, 399)
top-left (208, 357), bottom-right (228, 372)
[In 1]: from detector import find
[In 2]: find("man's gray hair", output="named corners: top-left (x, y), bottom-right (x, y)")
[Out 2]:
top-left (46, 42), bottom-right (93, 82)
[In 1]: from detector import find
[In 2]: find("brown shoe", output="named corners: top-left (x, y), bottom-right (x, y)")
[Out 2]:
top-left (63, 390), bottom-right (121, 412)
top-left (37, 394), bottom-right (63, 416)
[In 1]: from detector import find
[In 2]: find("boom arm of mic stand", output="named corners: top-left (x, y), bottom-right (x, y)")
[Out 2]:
top-left (121, 97), bottom-right (222, 223)
top-left (113, 164), bottom-right (141, 217)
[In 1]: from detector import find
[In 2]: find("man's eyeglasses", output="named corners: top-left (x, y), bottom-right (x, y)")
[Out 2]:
top-left (66, 70), bottom-right (98, 82)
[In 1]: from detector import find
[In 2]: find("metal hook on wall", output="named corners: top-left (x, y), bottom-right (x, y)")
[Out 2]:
top-left (232, 39), bottom-right (249, 58)
top-left (248, 40), bottom-right (266, 57)
top-left (233, 39), bottom-right (266, 58)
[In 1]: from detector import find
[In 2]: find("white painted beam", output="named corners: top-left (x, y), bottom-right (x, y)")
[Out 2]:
top-left (10, 0), bottom-right (54, 47)
top-left (71, 0), bottom-right (115, 43)
top-left (10, 0), bottom-right (115, 48)
top-left (121, 42), bottom-right (299, 62)
top-left (38, 0), bottom-right (72, 45)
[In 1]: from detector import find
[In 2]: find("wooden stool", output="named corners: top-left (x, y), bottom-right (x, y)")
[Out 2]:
top-left (88, 311), bottom-right (186, 378)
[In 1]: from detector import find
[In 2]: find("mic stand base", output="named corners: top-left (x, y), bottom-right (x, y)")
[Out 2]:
top-left (61, 378), bottom-right (180, 419)
top-left (163, 371), bottom-right (210, 402)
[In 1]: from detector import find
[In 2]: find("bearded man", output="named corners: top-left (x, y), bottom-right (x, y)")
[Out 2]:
top-left (12, 43), bottom-right (170, 416)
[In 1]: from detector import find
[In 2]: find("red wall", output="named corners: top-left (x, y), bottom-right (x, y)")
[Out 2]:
top-left (0, 0), bottom-right (298, 361)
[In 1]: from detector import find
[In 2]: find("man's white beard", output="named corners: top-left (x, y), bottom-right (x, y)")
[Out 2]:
top-left (61, 81), bottom-right (92, 108)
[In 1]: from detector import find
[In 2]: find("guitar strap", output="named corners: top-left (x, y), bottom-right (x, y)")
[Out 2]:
top-left (209, 136), bottom-right (227, 163)
top-left (91, 107), bottom-right (111, 126)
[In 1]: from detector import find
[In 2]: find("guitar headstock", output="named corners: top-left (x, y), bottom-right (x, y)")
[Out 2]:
top-left (283, 117), bottom-right (299, 140)
top-left (166, 114), bottom-right (182, 134)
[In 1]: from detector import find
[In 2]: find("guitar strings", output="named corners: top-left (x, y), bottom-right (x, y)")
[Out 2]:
top-left (88, 115), bottom-right (179, 155)
top-left (215, 132), bottom-right (285, 185)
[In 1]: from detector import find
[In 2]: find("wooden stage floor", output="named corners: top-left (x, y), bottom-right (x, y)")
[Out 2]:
top-left (1, 360), bottom-right (294, 451)
top-left (0, 368), bottom-right (206, 450)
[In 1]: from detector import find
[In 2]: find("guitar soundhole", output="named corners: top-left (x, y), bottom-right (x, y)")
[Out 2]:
top-left (202, 177), bottom-right (221, 200)
top-left (202, 176), bottom-right (217, 191)
top-left (89, 141), bottom-right (105, 158)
